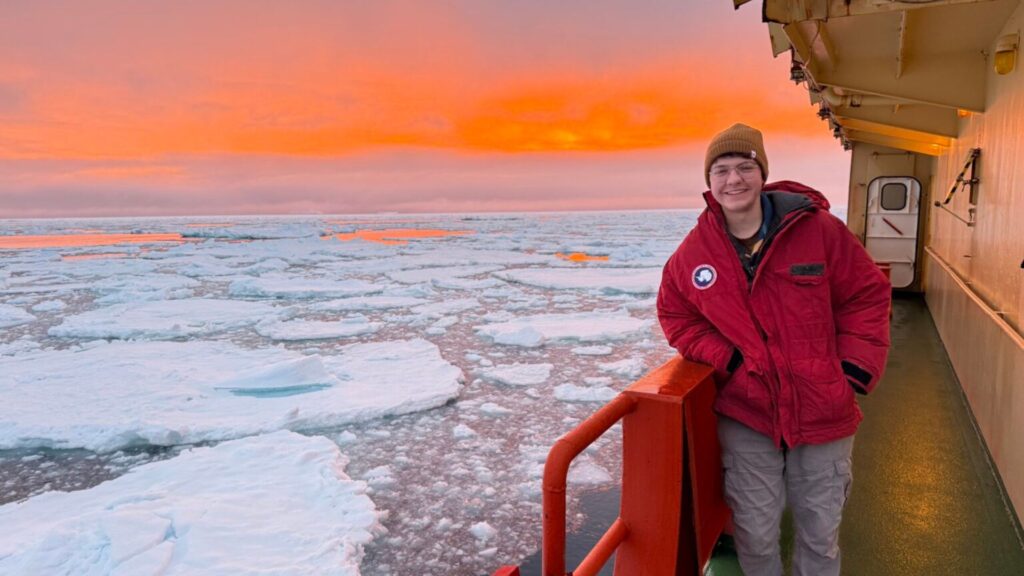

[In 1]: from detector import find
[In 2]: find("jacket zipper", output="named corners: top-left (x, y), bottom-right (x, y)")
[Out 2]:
top-left (715, 204), bottom-right (814, 446)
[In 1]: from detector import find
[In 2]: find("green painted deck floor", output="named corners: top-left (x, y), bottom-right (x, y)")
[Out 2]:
top-left (707, 295), bottom-right (1024, 575)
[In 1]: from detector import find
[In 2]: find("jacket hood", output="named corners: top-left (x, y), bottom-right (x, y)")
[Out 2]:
top-left (763, 180), bottom-right (831, 210)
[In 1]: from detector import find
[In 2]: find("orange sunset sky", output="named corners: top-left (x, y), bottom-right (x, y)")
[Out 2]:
top-left (0, 1), bottom-right (849, 218)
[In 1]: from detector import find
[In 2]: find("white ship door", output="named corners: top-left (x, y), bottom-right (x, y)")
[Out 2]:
top-left (865, 177), bottom-right (920, 288)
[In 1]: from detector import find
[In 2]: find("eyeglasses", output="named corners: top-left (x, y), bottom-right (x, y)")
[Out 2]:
top-left (709, 162), bottom-right (761, 180)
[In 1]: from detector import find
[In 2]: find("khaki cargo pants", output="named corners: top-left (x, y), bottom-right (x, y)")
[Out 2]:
top-left (718, 417), bottom-right (854, 576)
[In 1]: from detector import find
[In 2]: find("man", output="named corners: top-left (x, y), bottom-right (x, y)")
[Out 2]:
top-left (656, 123), bottom-right (891, 576)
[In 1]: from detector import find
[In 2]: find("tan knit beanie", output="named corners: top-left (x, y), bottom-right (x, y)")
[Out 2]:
top-left (704, 123), bottom-right (769, 187)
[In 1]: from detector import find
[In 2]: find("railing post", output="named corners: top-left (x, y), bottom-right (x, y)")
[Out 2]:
top-left (505, 357), bottom-right (728, 576)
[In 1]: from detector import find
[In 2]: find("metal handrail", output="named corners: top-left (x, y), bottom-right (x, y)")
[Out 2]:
top-left (542, 394), bottom-right (638, 576)
top-left (493, 357), bottom-right (726, 576)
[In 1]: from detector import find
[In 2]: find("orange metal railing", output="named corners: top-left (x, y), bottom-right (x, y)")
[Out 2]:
top-left (493, 357), bottom-right (731, 576)
top-left (542, 394), bottom-right (638, 576)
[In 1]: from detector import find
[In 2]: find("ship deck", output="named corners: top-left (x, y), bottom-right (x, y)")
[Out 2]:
top-left (707, 294), bottom-right (1024, 575)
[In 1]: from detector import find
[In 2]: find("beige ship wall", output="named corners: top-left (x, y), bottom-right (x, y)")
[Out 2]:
top-left (924, 1), bottom-right (1024, 518)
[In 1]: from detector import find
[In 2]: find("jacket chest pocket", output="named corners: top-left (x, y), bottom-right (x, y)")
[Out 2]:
top-left (768, 263), bottom-right (833, 352)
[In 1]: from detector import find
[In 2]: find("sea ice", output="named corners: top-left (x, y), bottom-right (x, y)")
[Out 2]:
top-left (433, 276), bottom-right (507, 290)
top-left (475, 310), bottom-right (651, 348)
top-left (425, 316), bottom-right (459, 335)
top-left (470, 521), bottom-right (497, 542)
top-left (0, 338), bottom-right (40, 356)
top-left (91, 273), bottom-right (199, 305)
top-left (493, 267), bottom-right (662, 295)
top-left (363, 465), bottom-right (396, 488)
top-left (386, 265), bottom-right (505, 285)
top-left (453, 424), bottom-right (477, 439)
top-left (0, 304), bottom-right (35, 328)
top-left (48, 298), bottom-right (281, 340)
top-left (572, 345), bottom-right (614, 356)
top-left (554, 384), bottom-right (618, 403)
top-left (29, 299), bottom-right (67, 313)
top-left (229, 276), bottom-right (384, 299)
top-left (479, 402), bottom-right (513, 416)
top-left (255, 316), bottom-right (382, 340)
top-left (409, 298), bottom-right (481, 318)
top-left (310, 295), bottom-right (429, 312)
top-left (568, 460), bottom-right (614, 485)
top-left (599, 357), bottom-right (647, 379)
top-left (479, 363), bottom-right (553, 386)
top-left (0, 431), bottom-right (380, 575)
top-left (0, 339), bottom-right (463, 451)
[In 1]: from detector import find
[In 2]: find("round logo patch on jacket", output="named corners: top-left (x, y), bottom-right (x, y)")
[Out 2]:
top-left (692, 264), bottom-right (717, 290)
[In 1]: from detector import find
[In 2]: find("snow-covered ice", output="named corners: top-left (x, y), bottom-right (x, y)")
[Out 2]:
top-left (0, 339), bottom-right (463, 451)
top-left (387, 265), bottom-right (505, 285)
top-left (599, 357), bottom-right (647, 379)
top-left (470, 521), bottom-right (498, 542)
top-left (475, 310), bottom-right (652, 347)
top-left (0, 304), bottom-right (35, 328)
top-left (229, 276), bottom-right (384, 299)
top-left (568, 460), bottom-right (614, 485)
top-left (479, 363), bottom-right (553, 386)
top-left (49, 298), bottom-right (282, 340)
top-left (494, 267), bottom-right (662, 295)
top-left (255, 315), bottom-right (382, 340)
top-left (0, 431), bottom-right (380, 575)
top-left (572, 345), bottom-right (614, 356)
top-left (554, 384), bottom-right (619, 403)
top-left (29, 299), bottom-right (67, 313)
top-left (91, 273), bottom-right (198, 304)
top-left (311, 295), bottom-right (429, 312)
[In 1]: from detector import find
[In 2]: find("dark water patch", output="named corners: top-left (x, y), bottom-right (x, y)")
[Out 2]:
top-left (0, 445), bottom-right (181, 505)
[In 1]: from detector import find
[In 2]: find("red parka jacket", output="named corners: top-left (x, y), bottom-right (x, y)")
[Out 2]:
top-left (657, 181), bottom-right (891, 447)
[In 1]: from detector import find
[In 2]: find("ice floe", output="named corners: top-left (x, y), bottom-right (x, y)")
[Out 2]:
top-left (453, 424), bottom-right (478, 439)
top-left (310, 295), bottom-right (429, 312)
top-left (572, 345), bottom-right (614, 356)
top-left (49, 298), bottom-right (282, 340)
top-left (229, 276), bottom-right (384, 299)
top-left (599, 357), bottom-right (647, 379)
top-left (255, 315), bottom-right (382, 340)
top-left (409, 298), bottom-right (481, 318)
top-left (0, 304), bottom-right (35, 328)
top-left (0, 431), bottom-right (380, 575)
top-left (91, 273), bottom-right (198, 305)
top-left (554, 384), bottom-right (618, 403)
top-left (29, 299), bottom-right (66, 313)
top-left (475, 310), bottom-right (652, 348)
top-left (478, 402), bottom-right (513, 416)
top-left (387, 265), bottom-right (505, 285)
top-left (479, 363), bottom-right (553, 386)
top-left (470, 521), bottom-right (498, 542)
top-left (0, 339), bottom-right (463, 451)
top-left (494, 267), bottom-right (662, 295)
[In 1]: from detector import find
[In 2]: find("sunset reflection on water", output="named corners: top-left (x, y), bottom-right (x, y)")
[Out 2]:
top-left (0, 233), bottom-right (184, 250)
top-left (555, 252), bottom-right (610, 262)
